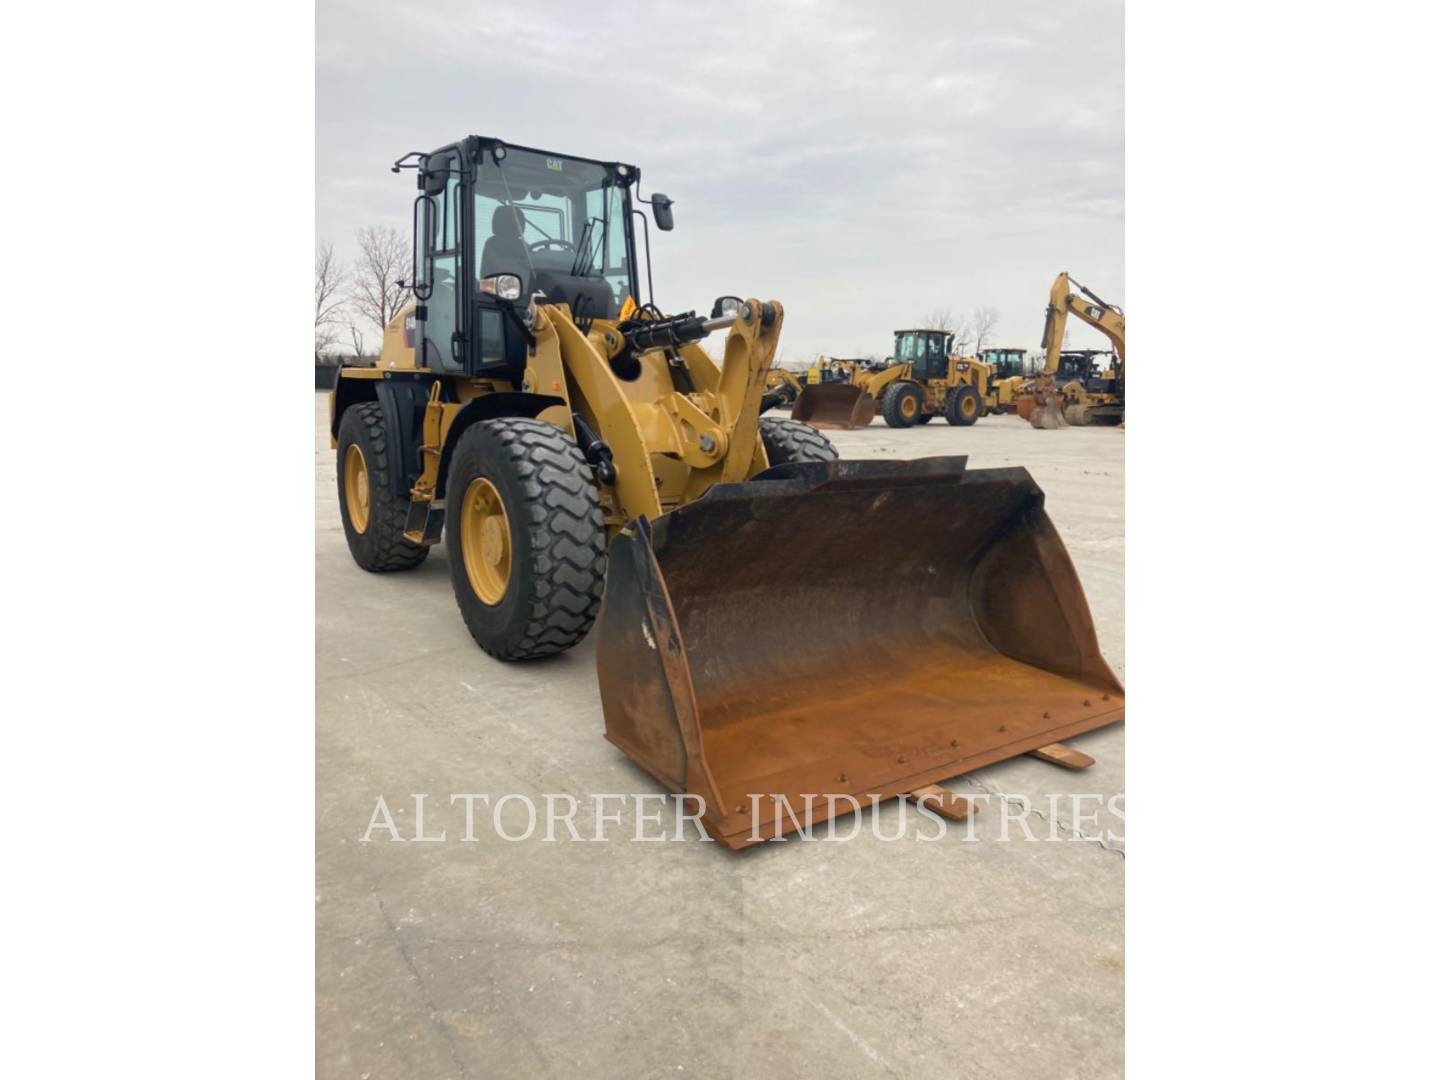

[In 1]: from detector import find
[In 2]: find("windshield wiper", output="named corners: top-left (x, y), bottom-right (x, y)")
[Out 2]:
top-left (570, 215), bottom-right (603, 278)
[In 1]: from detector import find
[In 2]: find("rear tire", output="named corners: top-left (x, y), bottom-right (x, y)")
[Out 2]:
top-left (759, 417), bottom-right (838, 464)
top-left (945, 385), bottom-right (982, 426)
top-left (881, 383), bottom-right (923, 428)
top-left (915, 414), bottom-right (934, 424)
top-left (444, 418), bottom-right (606, 660)
top-left (336, 403), bottom-right (429, 572)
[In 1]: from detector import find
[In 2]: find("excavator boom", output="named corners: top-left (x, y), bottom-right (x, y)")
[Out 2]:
top-left (1023, 272), bottom-right (1126, 428)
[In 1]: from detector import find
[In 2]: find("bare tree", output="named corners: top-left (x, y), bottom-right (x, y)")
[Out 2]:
top-left (918, 307), bottom-right (956, 334)
top-left (351, 225), bottom-right (411, 341)
top-left (349, 322), bottom-right (369, 361)
top-left (917, 307), bottom-right (975, 355)
top-left (952, 316), bottom-right (975, 356)
top-left (972, 305), bottom-right (1000, 355)
top-left (315, 240), bottom-right (347, 361)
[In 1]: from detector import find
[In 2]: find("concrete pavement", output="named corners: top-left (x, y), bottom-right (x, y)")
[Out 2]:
top-left (316, 395), bottom-right (1125, 1078)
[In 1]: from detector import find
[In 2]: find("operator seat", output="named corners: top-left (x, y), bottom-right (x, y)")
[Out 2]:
top-left (481, 205), bottom-right (529, 292)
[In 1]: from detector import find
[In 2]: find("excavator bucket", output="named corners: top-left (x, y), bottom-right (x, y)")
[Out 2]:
top-left (1019, 393), bottom-right (1068, 429)
top-left (790, 383), bottom-right (876, 429)
top-left (595, 457), bottom-right (1124, 848)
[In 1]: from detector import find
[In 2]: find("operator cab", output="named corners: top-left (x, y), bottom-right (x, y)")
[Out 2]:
top-left (405, 136), bottom-right (654, 380)
top-left (894, 329), bottom-right (953, 382)
top-left (1056, 350), bottom-right (1106, 384)
top-left (980, 347), bottom-right (1026, 379)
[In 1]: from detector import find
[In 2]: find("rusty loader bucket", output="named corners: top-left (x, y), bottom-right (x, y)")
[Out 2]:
top-left (790, 383), bottom-right (876, 429)
top-left (595, 458), bottom-right (1124, 848)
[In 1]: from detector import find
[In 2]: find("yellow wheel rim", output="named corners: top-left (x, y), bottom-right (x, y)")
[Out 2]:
top-left (343, 444), bottom-right (370, 534)
top-left (460, 476), bottom-right (512, 605)
top-left (962, 396), bottom-right (977, 418)
top-left (901, 395), bottom-right (918, 418)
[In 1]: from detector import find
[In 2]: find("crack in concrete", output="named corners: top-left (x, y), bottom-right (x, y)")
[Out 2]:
top-left (804, 992), bottom-right (901, 1076)
top-left (374, 895), bottom-right (489, 1079)
top-left (956, 774), bottom-right (1126, 859)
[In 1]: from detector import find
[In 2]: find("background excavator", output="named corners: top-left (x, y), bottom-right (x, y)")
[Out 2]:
top-left (329, 135), bottom-right (1123, 845)
top-left (1022, 272), bottom-right (1126, 428)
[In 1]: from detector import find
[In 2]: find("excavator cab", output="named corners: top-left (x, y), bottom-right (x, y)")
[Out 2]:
top-left (1056, 351), bottom-right (1101, 385)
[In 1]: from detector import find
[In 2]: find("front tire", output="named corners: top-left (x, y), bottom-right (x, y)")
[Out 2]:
top-left (945, 385), bottom-right (982, 426)
top-left (881, 383), bottom-right (923, 428)
top-left (336, 403), bottom-right (429, 572)
top-left (759, 417), bottom-right (839, 465)
top-left (444, 419), bottom-right (606, 660)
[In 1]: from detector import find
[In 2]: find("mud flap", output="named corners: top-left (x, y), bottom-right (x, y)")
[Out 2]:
top-left (594, 458), bottom-right (1124, 848)
top-left (790, 384), bottom-right (876, 429)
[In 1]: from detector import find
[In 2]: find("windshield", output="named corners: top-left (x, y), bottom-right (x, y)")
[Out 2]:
top-left (984, 349), bottom-right (1025, 378)
top-left (475, 147), bottom-right (635, 317)
top-left (895, 333), bottom-right (945, 362)
top-left (1058, 353), bottom-right (1099, 380)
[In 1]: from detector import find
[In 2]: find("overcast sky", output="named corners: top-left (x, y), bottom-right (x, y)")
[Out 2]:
top-left (317, 0), bottom-right (1122, 362)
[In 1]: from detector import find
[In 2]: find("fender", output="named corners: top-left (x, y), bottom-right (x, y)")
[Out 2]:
top-left (434, 391), bottom-right (566, 500)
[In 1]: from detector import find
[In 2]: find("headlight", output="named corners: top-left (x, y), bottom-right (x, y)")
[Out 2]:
top-left (710, 295), bottom-right (743, 319)
top-left (480, 274), bottom-right (522, 301)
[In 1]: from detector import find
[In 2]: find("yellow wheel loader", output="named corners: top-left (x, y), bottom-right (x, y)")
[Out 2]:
top-left (1022, 272), bottom-right (1126, 428)
top-left (330, 135), bottom-right (1124, 846)
top-left (330, 135), bottom-right (839, 659)
top-left (789, 356), bottom-right (878, 428)
top-left (793, 331), bottom-right (1024, 430)
top-left (977, 346), bottom-right (1029, 414)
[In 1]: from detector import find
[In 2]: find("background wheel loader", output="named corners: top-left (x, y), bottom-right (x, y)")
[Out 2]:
top-left (1021, 272), bottom-right (1126, 428)
top-left (759, 358), bottom-right (861, 413)
top-left (794, 329), bottom-right (1019, 429)
top-left (977, 346), bottom-right (1029, 414)
top-left (328, 135), bottom-right (1124, 846)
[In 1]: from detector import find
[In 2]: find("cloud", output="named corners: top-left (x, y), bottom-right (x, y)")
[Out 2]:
top-left (317, 0), bottom-right (1123, 357)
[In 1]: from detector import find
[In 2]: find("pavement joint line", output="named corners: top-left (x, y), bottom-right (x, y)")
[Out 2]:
top-left (335, 903), bottom-right (1126, 954)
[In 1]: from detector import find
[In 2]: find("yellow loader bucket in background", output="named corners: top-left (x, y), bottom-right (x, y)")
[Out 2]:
top-left (790, 383), bottom-right (876, 429)
top-left (595, 458), bottom-right (1124, 848)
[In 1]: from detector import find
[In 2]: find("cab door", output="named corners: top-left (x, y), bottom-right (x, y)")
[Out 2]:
top-left (415, 149), bottom-right (466, 375)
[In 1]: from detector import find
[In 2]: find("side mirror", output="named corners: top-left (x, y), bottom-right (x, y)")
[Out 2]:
top-left (423, 152), bottom-right (453, 196)
top-left (651, 193), bottom-right (675, 231)
top-left (479, 273), bottom-right (523, 302)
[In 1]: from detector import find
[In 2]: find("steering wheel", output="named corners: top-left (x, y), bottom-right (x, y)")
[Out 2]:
top-left (528, 239), bottom-right (575, 253)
